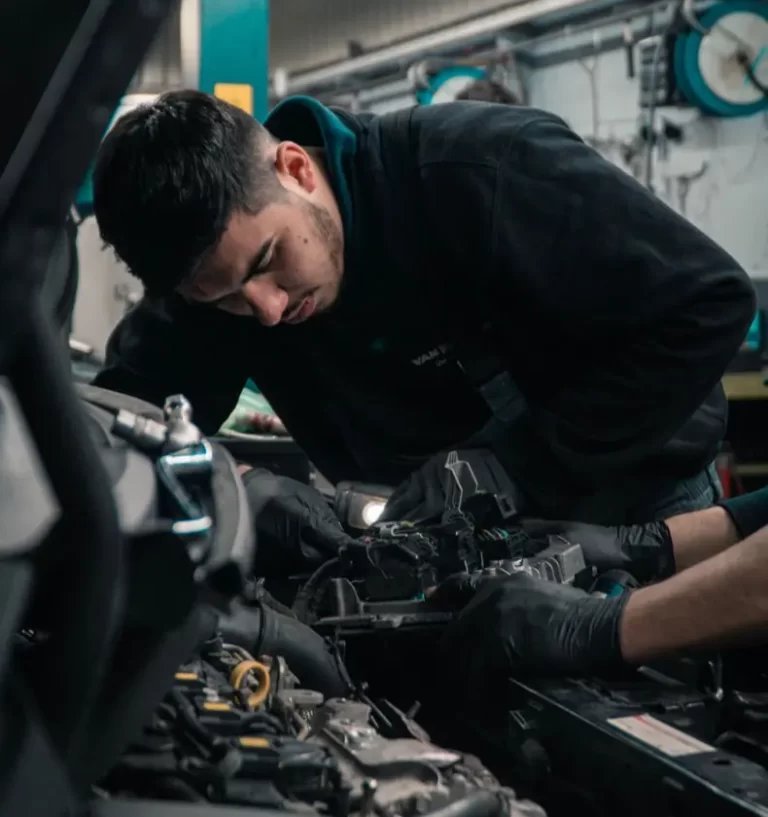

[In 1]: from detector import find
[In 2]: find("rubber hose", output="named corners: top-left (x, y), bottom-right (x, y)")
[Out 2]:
top-left (13, 300), bottom-right (126, 770)
top-left (426, 791), bottom-right (505, 817)
top-left (218, 603), bottom-right (348, 698)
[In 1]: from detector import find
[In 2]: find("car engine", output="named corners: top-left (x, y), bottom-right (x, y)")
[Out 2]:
top-left (100, 634), bottom-right (543, 817)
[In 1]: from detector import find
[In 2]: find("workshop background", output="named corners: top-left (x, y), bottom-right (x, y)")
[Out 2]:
top-left (70, 0), bottom-right (768, 487)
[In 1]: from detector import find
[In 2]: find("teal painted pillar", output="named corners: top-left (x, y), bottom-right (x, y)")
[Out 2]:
top-left (74, 0), bottom-right (270, 216)
top-left (199, 0), bottom-right (270, 122)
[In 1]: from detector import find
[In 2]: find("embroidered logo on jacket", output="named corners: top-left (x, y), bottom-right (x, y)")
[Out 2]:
top-left (411, 343), bottom-right (450, 368)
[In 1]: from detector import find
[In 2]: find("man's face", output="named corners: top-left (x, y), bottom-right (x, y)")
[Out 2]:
top-left (178, 143), bottom-right (344, 326)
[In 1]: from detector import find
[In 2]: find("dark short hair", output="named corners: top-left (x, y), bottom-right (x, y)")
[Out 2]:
top-left (456, 79), bottom-right (520, 105)
top-left (93, 89), bottom-right (280, 296)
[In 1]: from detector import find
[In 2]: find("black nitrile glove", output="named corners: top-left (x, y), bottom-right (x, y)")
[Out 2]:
top-left (242, 469), bottom-right (356, 577)
top-left (719, 485), bottom-right (768, 540)
top-left (438, 572), bottom-right (630, 682)
top-left (522, 519), bottom-right (674, 582)
top-left (380, 448), bottom-right (522, 524)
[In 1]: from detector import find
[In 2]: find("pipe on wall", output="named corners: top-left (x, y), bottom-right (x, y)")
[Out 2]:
top-left (285, 0), bottom-right (591, 94)
top-left (179, 0), bottom-right (201, 89)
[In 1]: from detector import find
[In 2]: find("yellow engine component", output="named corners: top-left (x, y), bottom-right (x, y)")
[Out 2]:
top-left (230, 659), bottom-right (271, 710)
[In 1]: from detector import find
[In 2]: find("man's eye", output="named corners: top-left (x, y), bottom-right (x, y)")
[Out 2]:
top-left (253, 245), bottom-right (277, 276)
top-left (214, 292), bottom-right (248, 313)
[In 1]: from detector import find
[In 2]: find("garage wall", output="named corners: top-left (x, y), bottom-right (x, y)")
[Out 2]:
top-left (527, 48), bottom-right (768, 279)
top-left (71, 219), bottom-right (142, 358)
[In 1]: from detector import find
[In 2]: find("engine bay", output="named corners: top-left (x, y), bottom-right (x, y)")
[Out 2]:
top-left (3, 10), bottom-right (768, 814)
top-left (90, 446), bottom-right (768, 817)
top-left (101, 635), bottom-right (543, 817)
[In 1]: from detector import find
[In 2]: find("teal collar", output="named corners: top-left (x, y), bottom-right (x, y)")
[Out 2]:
top-left (265, 96), bottom-right (356, 236)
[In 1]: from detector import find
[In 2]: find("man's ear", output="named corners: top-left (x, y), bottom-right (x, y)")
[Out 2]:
top-left (274, 141), bottom-right (317, 194)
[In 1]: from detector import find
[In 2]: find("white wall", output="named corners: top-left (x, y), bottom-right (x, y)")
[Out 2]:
top-left (71, 217), bottom-right (142, 358)
top-left (527, 48), bottom-right (768, 279)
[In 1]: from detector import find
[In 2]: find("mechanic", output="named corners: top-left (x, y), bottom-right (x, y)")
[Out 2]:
top-left (92, 89), bottom-right (754, 525)
top-left (436, 485), bottom-right (768, 686)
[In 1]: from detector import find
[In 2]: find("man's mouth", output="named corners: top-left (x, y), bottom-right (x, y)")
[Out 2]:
top-left (282, 292), bottom-right (318, 325)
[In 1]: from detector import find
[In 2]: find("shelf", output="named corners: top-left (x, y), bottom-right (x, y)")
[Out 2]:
top-left (734, 463), bottom-right (768, 477)
top-left (723, 372), bottom-right (768, 401)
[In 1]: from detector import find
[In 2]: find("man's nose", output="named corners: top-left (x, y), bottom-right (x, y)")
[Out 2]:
top-left (242, 279), bottom-right (289, 326)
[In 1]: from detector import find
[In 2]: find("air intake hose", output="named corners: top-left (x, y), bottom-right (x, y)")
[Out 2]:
top-left (218, 601), bottom-right (348, 698)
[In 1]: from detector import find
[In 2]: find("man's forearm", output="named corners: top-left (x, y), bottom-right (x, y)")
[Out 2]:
top-left (667, 505), bottom-right (739, 572)
top-left (620, 524), bottom-right (768, 664)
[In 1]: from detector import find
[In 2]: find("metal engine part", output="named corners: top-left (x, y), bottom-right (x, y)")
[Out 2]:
top-left (308, 698), bottom-right (511, 813)
top-left (308, 533), bottom-right (588, 632)
top-left (484, 536), bottom-right (587, 586)
top-left (112, 392), bottom-right (213, 538)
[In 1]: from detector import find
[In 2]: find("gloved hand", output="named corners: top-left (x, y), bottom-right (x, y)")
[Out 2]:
top-left (242, 469), bottom-right (356, 578)
top-left (719, 485), bottom-right (768, 540)
top-left (437, 572), bottom-right (630, 684)
top-left (380, 448), bottom-right (522, 524)
top-left (522, 519), bottom-right (674, 582)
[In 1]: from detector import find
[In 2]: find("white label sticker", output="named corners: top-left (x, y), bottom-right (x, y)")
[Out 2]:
top-left (607, 714), bottom-right (715, 757)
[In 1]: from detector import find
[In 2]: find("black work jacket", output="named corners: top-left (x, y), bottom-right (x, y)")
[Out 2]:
top-left (95, 100), bottom-right (755, 522)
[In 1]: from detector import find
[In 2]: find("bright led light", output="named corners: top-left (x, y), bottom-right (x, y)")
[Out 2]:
top-left (361, 500), bottom-right (386, 527)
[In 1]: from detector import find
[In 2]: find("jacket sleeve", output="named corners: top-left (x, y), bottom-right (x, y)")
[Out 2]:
top-left (490, 113), bottom-right (755, 474)
top-left (92, 296), bottom-right (248, 435)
